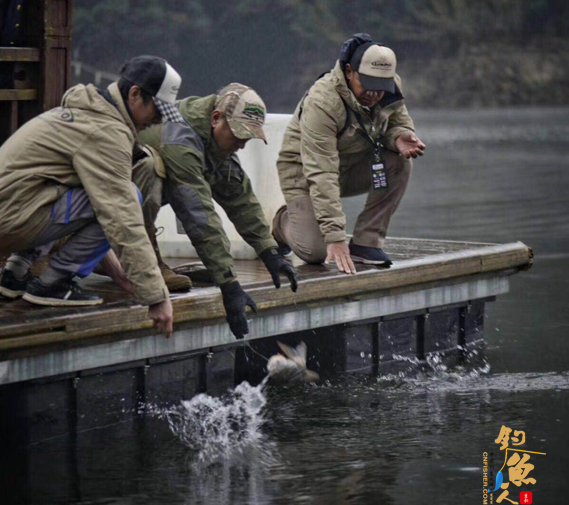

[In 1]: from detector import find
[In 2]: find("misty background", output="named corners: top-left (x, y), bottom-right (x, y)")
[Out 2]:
top-left (72, 0), bottom-right (569, 111)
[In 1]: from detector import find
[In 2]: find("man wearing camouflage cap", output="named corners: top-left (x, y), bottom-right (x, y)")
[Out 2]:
top-left (137, 83), bottom-right (298, 340)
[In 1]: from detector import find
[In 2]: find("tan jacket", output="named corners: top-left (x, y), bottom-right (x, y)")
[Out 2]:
top-left (0, 83), bottom-right (168, 305)
top-left (277, 60), bottom-right (415, 244)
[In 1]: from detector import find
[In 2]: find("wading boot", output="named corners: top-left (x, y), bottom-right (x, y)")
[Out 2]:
top-left (150, 229), bottom-right (192, 292)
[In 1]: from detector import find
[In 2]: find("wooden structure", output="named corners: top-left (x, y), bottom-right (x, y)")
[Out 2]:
top-left (0, 0), bottom-right (73, 144)
top-left (0, 239), bottom-right (532, 366)
top-left (0, 238), bottom-right (532, 446)
top-left (0, 1), bottom-right (534, 447)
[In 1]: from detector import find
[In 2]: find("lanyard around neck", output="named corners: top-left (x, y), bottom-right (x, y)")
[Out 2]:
top-left (352, 107), bottom-right (380, 148)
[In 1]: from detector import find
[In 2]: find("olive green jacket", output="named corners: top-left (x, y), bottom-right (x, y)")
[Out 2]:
top-left (277, 60), bottom-right (415, 244)
top-left (139, 95), bottom-right (277, 286)
top-left (0, 83), bottom-right (168, 306)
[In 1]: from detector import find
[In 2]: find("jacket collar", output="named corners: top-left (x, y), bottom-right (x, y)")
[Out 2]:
top-left (178, 94), bottom-right (217, 143)
top-left (107, 82), bottom-right (139, 141)
top-left (330, 60), bottom-right (364, 113)
top-left (207, 136), bottom-right (227, 168)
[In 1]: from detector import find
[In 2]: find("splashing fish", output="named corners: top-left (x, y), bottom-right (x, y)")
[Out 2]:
top-left (267, 341), bottom-right (319, 383)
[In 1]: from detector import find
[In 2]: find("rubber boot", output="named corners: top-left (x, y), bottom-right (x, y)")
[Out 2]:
top-left (149, 228), bottom-right (192, 292)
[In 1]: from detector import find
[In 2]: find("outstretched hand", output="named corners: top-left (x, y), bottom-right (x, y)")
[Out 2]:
top-left (148, 298), bottom-right (174, 338)
top-left (96, 249), bottom-right (134, 293)
top-left (260, 248), bottom-right (299, 292)
top-left (396, 131), bottom-right (426, 159)
top-left (325, 242), bottom-right (356, 275)
top-left (220, 281), bottom-right (258, 339)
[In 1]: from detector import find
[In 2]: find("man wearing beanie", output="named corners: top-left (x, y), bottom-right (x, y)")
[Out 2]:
top-left (137, 83), bottom-right (298, 340)
top-left (273, 34), bottom-right (426, 275)
top-left (0, 55), bottom-right (181, 337)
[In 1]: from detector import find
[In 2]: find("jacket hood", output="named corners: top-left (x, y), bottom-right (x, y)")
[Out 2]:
top-left (62, 83), bottom-right (119, 117)
top-left (330, 60), bottom-right (362, 112)
top-left (178, 94), bottom-right (217, 142)
top-left (61, 83), bottom-right (138, 140)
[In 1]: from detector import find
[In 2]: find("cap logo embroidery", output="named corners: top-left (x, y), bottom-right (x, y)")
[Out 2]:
top-left (242, 103), bottom-right (265, 120)
top-left (371, 61), bottom-right (392, 68)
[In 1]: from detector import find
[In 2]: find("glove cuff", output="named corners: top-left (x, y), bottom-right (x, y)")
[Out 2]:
top-left (259, 247), bottom-right (280, 263)
top-left (220, 280), bottom-right (242, 296)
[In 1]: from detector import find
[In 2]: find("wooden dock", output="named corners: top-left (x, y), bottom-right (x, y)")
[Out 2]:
top-left (0, 238), bottom-right (532, 384)
top-left (0, 237), bottom-right (532, 447)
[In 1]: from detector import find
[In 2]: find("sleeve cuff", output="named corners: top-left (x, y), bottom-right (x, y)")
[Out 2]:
top-left (324, 230), bottom-right (347, 244)
top-left (212, 266), bottom-right (238, 286)
top-left (254, 237), bottom-right (279, 256)
top-left (138, 285), bottom-right (170, 306)
top-left (384, 127), bottom-right (414, 152)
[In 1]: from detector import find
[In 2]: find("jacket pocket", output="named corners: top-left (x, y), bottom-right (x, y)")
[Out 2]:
top-left (212, 159), bottom-right (245, 200)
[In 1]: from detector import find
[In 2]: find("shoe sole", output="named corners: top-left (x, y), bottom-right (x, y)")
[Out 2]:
top-left (165, 282), bottom-right (192, 292)
top-left (0, 285), bottom-right (25, 299)
top-left (22, 293), bottom-right (104, 307)
top-left (350, 255), bottom-right (392, 267)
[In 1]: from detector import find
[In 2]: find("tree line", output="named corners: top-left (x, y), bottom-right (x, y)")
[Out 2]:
top-left (73, 0), bottom-right (569, 109)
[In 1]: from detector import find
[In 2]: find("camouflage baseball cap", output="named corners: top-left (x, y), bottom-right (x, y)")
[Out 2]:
top-left (216, 83), bottom-right (267, 144)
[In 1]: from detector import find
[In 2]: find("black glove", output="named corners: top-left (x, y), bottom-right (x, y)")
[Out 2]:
top-left (220, 281), bottom-right (258, 340)
top-left (259, 248), bottom-right (298, 292)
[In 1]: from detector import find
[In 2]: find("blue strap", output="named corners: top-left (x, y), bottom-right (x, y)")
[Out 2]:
top-left (64, 189), bottom-right (73, 224)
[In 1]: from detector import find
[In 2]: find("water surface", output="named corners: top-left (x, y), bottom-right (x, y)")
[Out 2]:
top-left (3, 107), bottom-right (569, 505)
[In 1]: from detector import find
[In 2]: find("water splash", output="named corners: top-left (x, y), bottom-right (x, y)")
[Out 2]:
top-left (144, 379), bottom-right (275, 467)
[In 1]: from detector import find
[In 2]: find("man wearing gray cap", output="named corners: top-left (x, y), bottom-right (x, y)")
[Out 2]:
top-left (0, 55), bottom-right (181, 337)
top-left (137, 83), bottom-right (298, 340)
top-left (274, 34), bottom-right (426, 275)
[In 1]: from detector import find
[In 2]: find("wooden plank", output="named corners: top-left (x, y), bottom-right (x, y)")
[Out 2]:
top-left (0, 272), bottom-right (511, 368)
top-left (0, 47), bottom-right (41, 62)
top-left (0, 241), bottom-right (530, 339)
top-left (0, 331), bottom-right (70, 351)
top-left (0, 242), bottom-right (532, 348)
top-left (0, 89), bottom-right (38, 101)
top-left (0, 268), bottom-right (516, 360)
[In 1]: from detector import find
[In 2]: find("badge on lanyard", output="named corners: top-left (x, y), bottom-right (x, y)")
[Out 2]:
top-left (353, 109), bottom-right (388, 190)
top-left (371, 143), bottom-right (388, 189)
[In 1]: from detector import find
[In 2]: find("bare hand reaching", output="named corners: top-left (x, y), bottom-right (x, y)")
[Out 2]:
top-left (97, 250), bottom-right (134, 293)
top-left (396, 131), bottom-right (426, 159)
top-left (148, 297), bottom-right (174, 338)
top-left (325, 242), bottom-right (357, 275)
